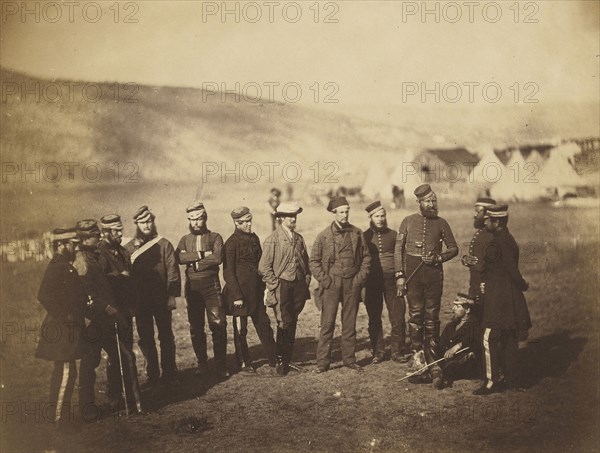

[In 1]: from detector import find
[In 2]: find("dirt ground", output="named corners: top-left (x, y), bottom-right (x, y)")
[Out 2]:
top-left (1, 189), bottom-right (598, 452)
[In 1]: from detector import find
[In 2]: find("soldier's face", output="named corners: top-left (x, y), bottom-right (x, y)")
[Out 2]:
top-left (371, 210), bottom-right (386, 229)
top-left (484, 217), bottom-right (497, 232)
top-left (189, 216), bottom-right (207, 233)
top-left (419, 195), bottom-right (438, 218)
top-left (452, 303), bottom-right (467, 319)
top-left (105, 229), bottom-right (123, 245)
top-left (282, 216), bottom-right (297, 231)
top-left (235, 218), bottom-right (252, 233)
top-left (83, 234), bottom-right (100, 249)
top-left (138, 219), bottom-right (155, 236)
top-left (333, 206), bottom-right (350, 225)
top-left (474, 206), bottom-right (486, 229)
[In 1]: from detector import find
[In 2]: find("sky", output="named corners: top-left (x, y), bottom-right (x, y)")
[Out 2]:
top-left (1, 0), bottom-right (599, 106)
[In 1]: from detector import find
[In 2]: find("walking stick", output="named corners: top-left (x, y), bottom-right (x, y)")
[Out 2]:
top-left (115, 321), bottom-right (130, 417)
top-left (398, 347), bottom-right (470, 382)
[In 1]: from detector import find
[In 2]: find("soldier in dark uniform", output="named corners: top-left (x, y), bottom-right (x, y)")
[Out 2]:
top-left (176, 201), bottom-right (228, 378)
top-left (309, 196), bottom-right (371, 372)
top-left (35, 227), bottom-right (86, 427)
top-left (97, 214), bottom-right (141, 411)
top-left (474, 205), bottom-right (531, 395)
top-left (460, 198), bottom-right (496, 302)
top-left (363, 201), bottom-right (409, 363)
top-left (74, 220), bottom-right (135, 421)
top-left (124, 206), bottom-right (181, 386)
top-left (408, 293), bottom-right (482, 389)
top-left (222, 207), bottom-right (276, 373)
top-left (394, 184), bottom-right (458, 369)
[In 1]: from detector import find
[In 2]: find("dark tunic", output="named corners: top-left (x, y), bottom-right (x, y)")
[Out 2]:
top-left (467, 228), bottom-right (494, 300)
top-left (364, 226), bottom-right (396, 277)
top-left (440, 318), bottom-right (482, 357)
top-left (482, 227), bottom-right (531, 334)
top-left (97, 240), bottom-right (136, 315)
top-left (222, 228), bottom-right (265, 316)
top-left (35, 254), bottom-right (87, 362)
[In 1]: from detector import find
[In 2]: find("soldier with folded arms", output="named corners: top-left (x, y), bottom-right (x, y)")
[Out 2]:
top-left (176, 201), bottom-right (228, 379)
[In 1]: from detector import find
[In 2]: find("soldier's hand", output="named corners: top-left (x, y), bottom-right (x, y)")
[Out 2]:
top-left (120, 270), bottom-right (130, 277)
top-left (422, 253), bottom-right (435, 265)
top-left (105, 305), bottom-right (118, 317)
top-left (167, 296), bottom-right (177, 311)
top-left (234, 299), bottom-right (244, 308)
top-left (461, 254), bottom-right (478, 267)
top-left (396, 278), bottom-right (406, 296)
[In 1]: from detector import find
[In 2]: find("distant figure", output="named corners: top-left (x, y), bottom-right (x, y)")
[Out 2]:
top-left (392, 185), bottom-right (405, 209)
top-left (268, 188), bottom-right (282, 231)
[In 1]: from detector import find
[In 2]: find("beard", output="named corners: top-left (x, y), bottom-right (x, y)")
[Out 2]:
top-left (370, 220), bottom-right (387, 231)
top-left (189, 224), bottom-right (208, 235)
top-left (420, 206), bottom-right (438, 219)
top-left (473, 217), bottom-right (485, 229)
top-left (136, 224), bottom-right (158, 241)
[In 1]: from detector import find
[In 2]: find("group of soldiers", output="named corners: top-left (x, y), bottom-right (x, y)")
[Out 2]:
top-left (35, 183), bottom-right (532, 428)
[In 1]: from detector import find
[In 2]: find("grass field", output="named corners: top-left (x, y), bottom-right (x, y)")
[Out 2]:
top-left (1, 186), bottom-right (599, 452)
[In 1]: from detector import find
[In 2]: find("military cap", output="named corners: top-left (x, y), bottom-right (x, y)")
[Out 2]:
top-left (186, 201), bottom-right (207, 220)
top-left (327, 196), bottom-right (349, 212)
top-left (475, 197), bottom-right (496, 208)
top-left (485, 204), bottom-right (509, 219)
top-left (275, 201), bottom-right (303, 217)
top-left (414, 184), bottom-right (435, 200)
top-left (76, 219), bottom-right (101, 238)
top-left (100, 214), bottom-right (123, 230)
top-left (231, 206), bottom-right (252, 221)
top-left (365, 200), bottom-right (385, 217)
top-left (133, 205), bottom-right (155, 223)
top-left (453, 293), bottom-right (476, 306)
top-left (51, 227), bottom-right (79, 243)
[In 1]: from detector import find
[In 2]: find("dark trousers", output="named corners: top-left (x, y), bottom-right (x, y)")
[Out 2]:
top-left (272, 278), bottom-right (307, 365)
top-left (106, 313), bottom-right (141, 405)
top-left (483, 327), bottom-right (518, 385)
top-left (423, 339), bottom-right (479, 382)
top-left (316, 275), bottom-right (360, 369)
top-left (405, 255), bottom-right (443, 351)
top-left (186, 276), bottom-right (227, 367)
top-left (49, 361), bottom-right (77, 424)
top-left (233, 303), bottom-right (276, 367)
top-left (80, 320), bottom-right (136, 420)
top-left (468, 270), bottom-right (484, 302)
top-left (136, 303), bottom-right (177, 381)
top-left (364, 273), bottom-right (406, 358)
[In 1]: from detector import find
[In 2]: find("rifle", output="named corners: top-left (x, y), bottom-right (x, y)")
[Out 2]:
top-left (115, 321), bottom-right (130, 417)
top-left (398, 347), bottom-right (470, 382)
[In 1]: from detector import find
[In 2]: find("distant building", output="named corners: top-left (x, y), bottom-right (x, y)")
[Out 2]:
top-left (412, 147), bottom-right (480, 184)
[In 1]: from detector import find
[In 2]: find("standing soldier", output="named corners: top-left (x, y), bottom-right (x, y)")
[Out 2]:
top-left (74, 220), bottom-right (134, 421)
top-left (97, 214), bottom-right (141, 412)
top-left (363, 201), bottom-right (409, 364)
top-left (35, 227), bottom-right (86, 428)
top-left (259, 202), bottom-right (311, 376)
top-left (223, 207), bottom-right (277, 373)
top-left (474, 205), bottom-right (531, 395)
top-left (310, 196), bottom-right (371, 373)
top-left (124, 206), bottom-right (181, 387)
top-left (461, 198), bottom-right (496, 302)
top-left (176, 201), bottom-right (228, 378)
top-left (394, 184), bottom-right (458, 369)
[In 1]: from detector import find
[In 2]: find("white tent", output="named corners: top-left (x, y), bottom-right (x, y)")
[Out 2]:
top-left (362, 160), bottom-right (391, 200)
top-left (387, 150), bottom-right (423, 203)
top-left (491, 150), bottom-right (545, 202)
top-left (536, 146), bottom-right (586, 198)
top-left (469, 148), bottom-right (504, 185)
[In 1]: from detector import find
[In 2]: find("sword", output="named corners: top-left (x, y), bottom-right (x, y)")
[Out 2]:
top-left (232, 316), bottom-right (244, 369)
top-left (397, 238), bottom-right (444, 296)
top-left (398, 347), bottom-right (470, 382)
top-left (115, 321), bottom-right (130, 417)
